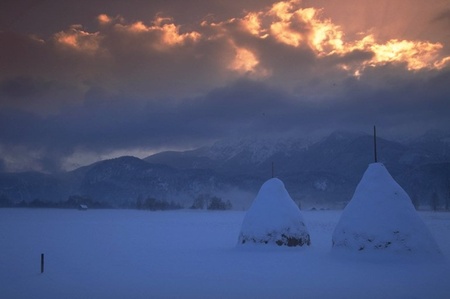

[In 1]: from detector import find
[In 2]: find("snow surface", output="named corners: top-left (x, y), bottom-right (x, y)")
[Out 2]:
top-left (1, 208), bottom-right (450, 299)
top-left (332, 163), bottom-right (441, 255)
top-left (238, 178), bottom-right (310, 246)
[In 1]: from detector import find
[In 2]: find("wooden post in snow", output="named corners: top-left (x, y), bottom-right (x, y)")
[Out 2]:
top-left (40, 253), bottom-right (44, 273)
top-left (373, 126), bottom-right (378, 163)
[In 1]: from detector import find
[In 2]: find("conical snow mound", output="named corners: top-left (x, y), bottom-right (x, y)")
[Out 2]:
top-left (332, 163), bottom-right (441, 254)
top-left (238, 178), bottom-right (310, 247)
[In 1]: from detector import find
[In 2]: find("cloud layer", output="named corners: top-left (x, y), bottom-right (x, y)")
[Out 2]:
top-left (1, 0), bottom-right (449, 172)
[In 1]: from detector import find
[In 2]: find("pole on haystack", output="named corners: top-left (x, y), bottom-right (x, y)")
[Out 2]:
top-left (373, 126), bottom-right (378, 163)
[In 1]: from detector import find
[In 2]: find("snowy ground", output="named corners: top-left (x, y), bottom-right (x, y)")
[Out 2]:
top-left (1, 209), bottom-right (449, 299)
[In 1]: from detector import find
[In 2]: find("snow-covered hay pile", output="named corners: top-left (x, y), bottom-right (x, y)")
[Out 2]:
top-left (332, 163), bottom-right (441, 255)
top-left (238, 178), bottom-right (310, 247)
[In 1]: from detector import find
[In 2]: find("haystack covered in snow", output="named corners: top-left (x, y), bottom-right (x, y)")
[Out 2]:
top-left (238, 178), bottom-right (310, 247)
top-left (332, 163), bottom-right (440, 254)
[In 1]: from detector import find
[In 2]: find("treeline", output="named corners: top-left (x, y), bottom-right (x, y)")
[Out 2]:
top-left (133, 193), bottom-right (233, 211)
top-left (0, 193), bottom-right (233, 211)
top-left (136, 197), bottom-right (183, 211)
top-left (0, 194), bottom-right (110, 209)
top-left (190, 193), bottom-right (232, 210)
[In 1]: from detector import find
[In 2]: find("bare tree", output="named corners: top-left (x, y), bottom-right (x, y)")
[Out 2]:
top-left (191, 194), bottom-right (209, 209)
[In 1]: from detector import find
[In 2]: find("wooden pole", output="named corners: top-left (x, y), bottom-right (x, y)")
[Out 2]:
top-left (41, 253), bottom-right (44, 273)
top-left (271, 162), bottom-right (274, 178)
top-left (373, 126), bottom-right (378, 163)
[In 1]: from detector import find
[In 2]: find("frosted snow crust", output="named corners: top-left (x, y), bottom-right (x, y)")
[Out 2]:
top-left (332, 163), bottom-right (441, 254)
top-left (238, 178), bottom-right (310, 247)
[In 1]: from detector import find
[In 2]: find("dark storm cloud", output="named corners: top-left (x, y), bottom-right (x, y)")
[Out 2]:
top-left (331, 50), bottom-right (375, 65)
top-left (1, 67), bottom-right (449, 172)
top-left (433, 8), bottom-right (450, 22)
top-left (0, 0), bottom-right (278, 36)
top-left (0, 31), bottom-right (48, 74)
top-left (0, 80), bottom-right (291, 153)
top-left (0, 76), bottom-right (46, 98)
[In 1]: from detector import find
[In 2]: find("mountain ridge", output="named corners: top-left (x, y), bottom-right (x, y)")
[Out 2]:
top-left (1, 130), bottom-right (449, 209)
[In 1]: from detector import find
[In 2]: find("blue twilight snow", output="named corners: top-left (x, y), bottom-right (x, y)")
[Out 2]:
top-left (332, 163), bottom-right (441, 255)
top-left (238, 178), bottom-right (310, 246)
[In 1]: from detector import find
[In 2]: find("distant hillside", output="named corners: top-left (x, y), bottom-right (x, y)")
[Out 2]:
top-left (1, 131), bottom-right (449, 209)
top-left (145, 130), bottom-right (450, 208)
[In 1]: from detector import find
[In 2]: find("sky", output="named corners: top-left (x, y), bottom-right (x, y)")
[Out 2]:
top-left (0, 0), bottom-right (449, 173)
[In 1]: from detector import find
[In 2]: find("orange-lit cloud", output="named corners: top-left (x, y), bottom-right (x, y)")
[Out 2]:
top-left (3, 0), bottom-right (450, 98)
top-left (354, 37), bottom-right (447, 71)
top-left (229, 45), bottom-right (270, 78)
top-left (230, 47), bottom-right (258, 73)
top-left (97, 14), bottom-right (112, 25)
top-left (54, 25), bottom-right (101, 54)
top-left (111, 16), bottom-right (201, 50)
top-left (47, 1), bottom-right (450, 85)
top-left (236, 0), bottom-right (450, 74)
top-left (241, 12), bottom-right (267, 38)
top-left (240, 0), bottom-right (344, 53)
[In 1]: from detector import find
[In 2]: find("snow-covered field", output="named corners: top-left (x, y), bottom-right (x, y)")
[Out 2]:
top-left (1, 209), bottom-right (450, 299)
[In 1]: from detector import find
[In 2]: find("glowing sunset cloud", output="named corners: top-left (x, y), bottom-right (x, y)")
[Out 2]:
top-left (97, 14), bottom-right (112, 25)
top-left (266, 1), bottom-right (344, 54)
top-left (54, 25), bottom-right (101, 53)
top-left (51, 1), bottom-right (449, 80)
top-left (268, 1), bottom-right (304, 47)
top-left (241, 12), bottom-right (267, 38)
top-left (238, 0), bottom-right (450, 73)
top-left (362, 38), bottom-right (446, 70)
top-left (230, 47), bottom-right (258, 73)
top-left (229, 46), bottom-right (270, 78)
top-left (110, 15), bottom-right (201, 50)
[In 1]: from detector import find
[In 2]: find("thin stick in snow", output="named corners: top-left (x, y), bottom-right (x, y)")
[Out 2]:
top-left (40, 253), bottom-right (44, 274)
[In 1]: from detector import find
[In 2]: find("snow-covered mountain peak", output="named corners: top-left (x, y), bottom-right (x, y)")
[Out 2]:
top-left (412, 129), bottom-right (450, 144)
top-left (321, 130), bottom-right (367, 143)
top-left (205, 136), bottom-right (309, 163)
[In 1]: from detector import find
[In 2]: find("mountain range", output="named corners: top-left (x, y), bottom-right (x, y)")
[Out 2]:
top-left (1, 130), bottom-right (449, 209)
